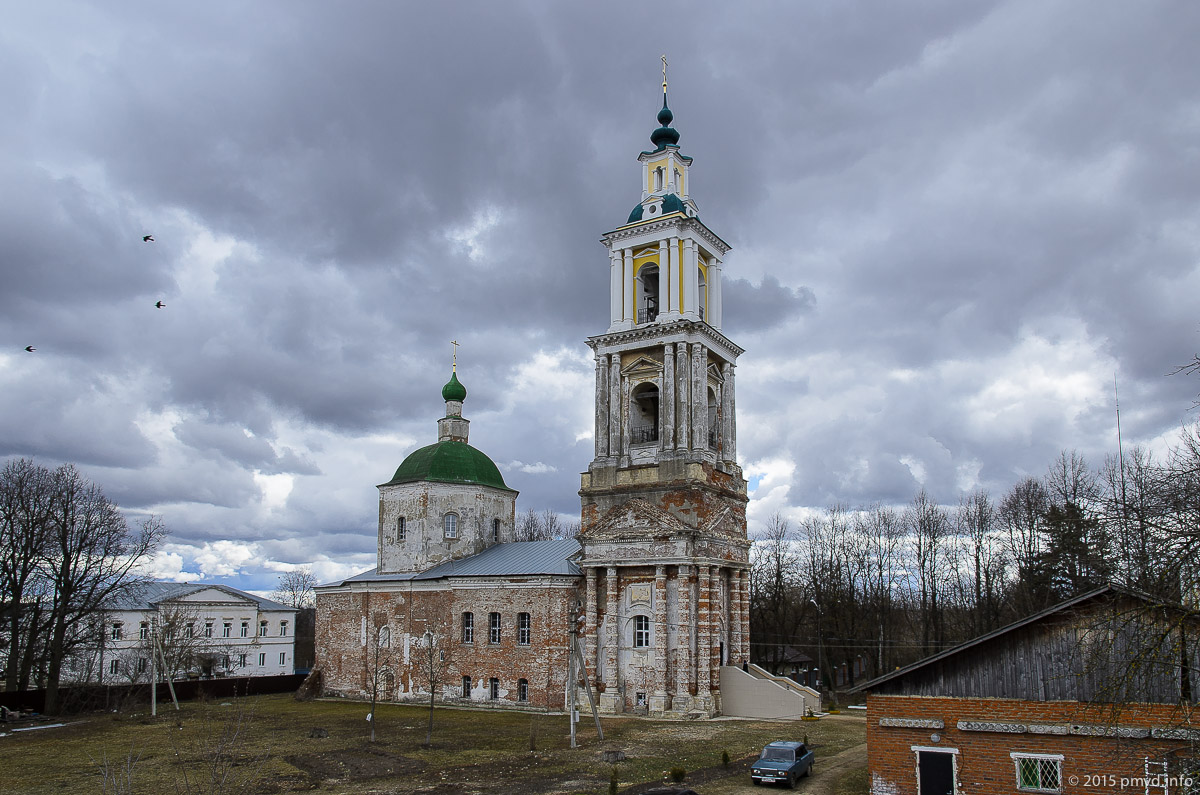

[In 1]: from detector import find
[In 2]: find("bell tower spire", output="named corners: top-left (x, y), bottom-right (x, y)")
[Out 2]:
top-left (577, 74), bottom-right (750, 719)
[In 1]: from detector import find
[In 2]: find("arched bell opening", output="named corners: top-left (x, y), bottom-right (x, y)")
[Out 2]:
top-left (630, 382), bottom-right (660, 445)
top-left (707, 386), bottom-right (719, 450)
top-left (637, 265), bottom-right (659, 325)
top-left (698, 267), bottom-right (708, 322)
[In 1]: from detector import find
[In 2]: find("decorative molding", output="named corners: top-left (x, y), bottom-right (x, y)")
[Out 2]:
top-left (1070, 724), bottom-right (1150, 739)
top-left (957, 721), bottom-right (1026, 733)
top-left (1151, 727), bottom-right (1200, 741)
top-left (880, 718), bottom-right (943, 729)
top-left (1026, 724), bottom-right (1071, 735)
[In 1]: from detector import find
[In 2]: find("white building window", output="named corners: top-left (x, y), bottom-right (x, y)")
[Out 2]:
top-left (137, 658), bottom-right (147, 674)
top-left (279, 652), bottom-right (286, 666)
top-left (489, 612), bottom-right (501, 644)
top-left (491, 518), bottom-right (500, 543)
top-left (462, 612), bottom-right (474, 643)
top-left (240, 621), bottom-right (249, 638)
top-left (258, 653), bottom-right (265, 666)
top-left (139, 622), bottom-right (149, 640)
top-left (185, 623), bottom-right (194, 638)
top-left (238, 653), bottom-right (247, 668)
top-left (109, 659), bottom-right (119, 675)
top-left (259, 621), bottom-right (268, 636)
top-left (1012, 754), bottom-right (1063, 792)
top-left (111, 623), bottom-right (122, 641)
top-left (205, 622), bottom-right (213, 638)
top-left (222, 622), bottom-right (231, 638)
top-left (280, 621), bottom-right (288, 636)
top-left (444, 513), bottom-right (458, 539)
top-left (633, 615), bottom-right (650, 648)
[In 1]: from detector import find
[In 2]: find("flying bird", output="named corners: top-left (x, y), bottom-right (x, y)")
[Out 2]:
top-left (24, 346), bottom-right (35, 352)
top-left (143, 235), bottom-right (154, 242)
top-left (155, 301), bottom-right (165, 309)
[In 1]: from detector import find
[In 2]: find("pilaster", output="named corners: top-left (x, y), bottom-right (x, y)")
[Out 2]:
top-left (585, 567), bottom-right (598, 677)
top-left (600, 566), bottom-right (621, 713)
top-left (651, 565), bottom-right (668, 714)
top-left (662, 343), bottom-right (675, 451)
top-left (696, 564), bottom-right (712, 708)
top-left (676, 341), bottom-right (689, 451)
top-left (674, 564), bottom-right (693, 705)
top-left (623, 249), bottom-right (635, 326)
top-left (607, 355), bottom-right (621, 460)
top-left (594, 356), bottom-right (608, 459)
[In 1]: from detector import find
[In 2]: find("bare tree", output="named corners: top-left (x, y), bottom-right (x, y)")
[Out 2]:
top-left (0, 458), bottom-right (55, 691)
top-left (514, 508), bottom-right (578, 541)
top-left (749, 513), bottom-right (804, 674)
top-left (416, 627), bottom-right (453, 746)
top-left (43, 465), bottom-right (163, 714)
top-left (270, 568), bottom-right (317, 608)
top-left (907, 490), bottom-right (949, 656)
top-left (365, 620), bottom-right (398, 742)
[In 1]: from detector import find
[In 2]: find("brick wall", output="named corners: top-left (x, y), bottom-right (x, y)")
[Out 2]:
top-left (866, 694), bottom-right (1194, 795)
top-left (316, 578), bottom-right (578, 711)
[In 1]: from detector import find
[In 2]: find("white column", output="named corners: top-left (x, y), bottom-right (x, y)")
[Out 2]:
top-left (691, 343), bottom-right (706, 450)
top-left (594, 355), bottom-right (608, 458)
top-left (667, 237), bottom-right (681, 319)
top-left (662, 343), bottom-right (675, 451)
top-left (675, 341), bottom-right (689, 451)
top-left (658, 240), bottom-right (671, 318)
top-left (683, 239), bottom-right (697, 319)
top-left (608, 354), bottom-right (621, 458)
top-left (710, 258), bottom-right (723, 329)
top-left (727, 364), bottom-right (737, 462)
top-left (623, 249), bottom-right (635, 325)
top-left (609, 250), bottom-right (622, 329)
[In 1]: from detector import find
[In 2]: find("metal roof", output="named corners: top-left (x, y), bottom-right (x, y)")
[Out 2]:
top-left (325, 539), bottom-right (581, 587)
top-left (109, 581), bottom-right (294, 612)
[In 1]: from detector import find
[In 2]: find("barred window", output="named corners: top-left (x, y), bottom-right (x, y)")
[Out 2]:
top-left (1013, 754), bottom-right (1062, 792)
top-left (633, 615), bottom-right (651, 648)
top-left (489, 612), bottom-right (501, 644)
top-left (518, 612), bottom-right (531, 645)
top-left (462, 612), bottom-right (474, 643)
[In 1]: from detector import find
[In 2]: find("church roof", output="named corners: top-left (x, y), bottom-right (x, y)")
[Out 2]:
top-left (325, 539), bottom-right (582, 586)
top-left (382, 440), bottom-right (514, 492)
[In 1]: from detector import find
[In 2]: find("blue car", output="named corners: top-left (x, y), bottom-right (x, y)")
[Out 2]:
top-left (751, 741), bottom-right (814, 788)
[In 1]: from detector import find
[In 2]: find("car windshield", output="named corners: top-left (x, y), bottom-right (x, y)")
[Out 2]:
top-left (763, 748), bottom-right (794, 761)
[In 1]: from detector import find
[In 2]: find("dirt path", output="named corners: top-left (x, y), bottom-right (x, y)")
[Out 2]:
top-left (699, 740), bottom-right (868, 795)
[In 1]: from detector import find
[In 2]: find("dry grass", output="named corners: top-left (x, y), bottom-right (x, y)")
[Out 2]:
top-left (0, 694), bottom-right (866, 794)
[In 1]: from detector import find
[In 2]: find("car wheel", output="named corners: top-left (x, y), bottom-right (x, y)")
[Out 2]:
top-left (787, 772), bottom-right (796, 789)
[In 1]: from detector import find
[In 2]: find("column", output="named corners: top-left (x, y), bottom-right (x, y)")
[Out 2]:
top-left (730, 568), bottom-right (742, 666)
top-left (607, 354), bottom-right (621, 459)
top-left (676, 341), bottom-right (690, 451)
top-left (585, 567), bottom-right (598, 676)
top-left (658, 240), bottom-right (671, 317)
top-left (594, 356), bottom-right (608, 459)
top-left (691, 344), bottom-right (706, 450)
top-left (727, 364), bottom-right (737, 462)
top-left (696, 565), bottom-right (711, 701)
top-left (601, 566), bottom-right (621, 712)
top-left (674, 564), bottom-right (692, 704)
top-left (623, 249), bottom-right (635, 325)
top-left (720, 363), bottom-right (733, 461)
top-left (609, 250), bottom-right (622, 328)
top-left (683, 239), bottom-right (697, 319)
top-left (710, 259), bottom-right (723, 329)
top-left (668, 237), bottom-right (681, 318)
top-left (662, 344), bottom-right (675, 451)
top-left (740, 569), bottom-right (751, 665)
top-left (652, 566), bottom-right (668, 712)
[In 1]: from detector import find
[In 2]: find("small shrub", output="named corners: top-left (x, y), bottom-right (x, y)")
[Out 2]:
top-left (722, 749), bottom-right (730, 767)
top-left (668, 766), bottom-right (685, 783)
top-left (803, 733), bottom-right (809, 746)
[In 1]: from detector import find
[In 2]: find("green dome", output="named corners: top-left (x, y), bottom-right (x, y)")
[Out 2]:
top-left (661, 193), bottom-right (685, 214)
top-left (441, 372), bottom-right (467, 402)
top-left (650, 95), bottom-right (680, 150)
top-left (627, 203), bottom-right (645, 223)
top-left (384, 440), bottom-right (514, 491)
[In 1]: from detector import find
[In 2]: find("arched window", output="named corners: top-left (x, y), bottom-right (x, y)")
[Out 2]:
top-left (654, 166), bottom-right (664, 191)
top-left (708, 387), bottom-right (719, 450)
top-left (397, 516), bottom-right (406, 542)
top-left (491, 518), bottom-right (500, 543)
top-left (633, 615), bottom-right (651, 648)
top-left (518, 678), bottom-right (529, 702)
top-left (443, 513), bottom-right (458, 539)
top-left (630, 383), bottom-right (659, 445)
top-left (378, 626), bottom-right (391, 647)
top-left (637, 265), bottom-right (659, 324)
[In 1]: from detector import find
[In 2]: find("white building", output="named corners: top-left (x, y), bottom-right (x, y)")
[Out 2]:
top-left (67, 582), bottom-right (297, 684)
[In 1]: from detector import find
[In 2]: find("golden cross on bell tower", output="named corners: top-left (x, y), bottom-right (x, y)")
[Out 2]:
top-left (661, 54), bottom-right (668, 94)
top-left (451, 339), bottom-right (459, 372)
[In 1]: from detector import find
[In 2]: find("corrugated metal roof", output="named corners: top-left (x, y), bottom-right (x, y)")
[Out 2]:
top-left (110, 581), bottom-right (293, 612)
top-left (324, 539), bottom-right (581, 587)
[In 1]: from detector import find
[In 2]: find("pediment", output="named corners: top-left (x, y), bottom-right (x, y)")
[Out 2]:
top-left (707, 363), bottom-right (724, 383)
top-left (169, 587), bottom-right (257, 607)
top-left (581, 498), bottom-right (691, 541)
top-left (699, 505), bottom-right (734, 536)
top-left (633, 247), bottom-right (658, 259)
top-left (621, 356), bottom-right (662, 378)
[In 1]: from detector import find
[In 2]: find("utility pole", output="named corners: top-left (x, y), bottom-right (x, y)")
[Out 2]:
top-left (810, 598), bottom-right (823, 709)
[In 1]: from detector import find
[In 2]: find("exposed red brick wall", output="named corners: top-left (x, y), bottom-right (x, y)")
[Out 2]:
top-left (866, 694), bottom-right (1193, 795)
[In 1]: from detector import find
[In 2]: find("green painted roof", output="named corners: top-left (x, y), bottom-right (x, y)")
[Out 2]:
top-left (384, 440), bottom-right (514, 492)
top-left (441, 372), bottom-right (467, 402)
top-left (627, 203), bottom-right (645, 223)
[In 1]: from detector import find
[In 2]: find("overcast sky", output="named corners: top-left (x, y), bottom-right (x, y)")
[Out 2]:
top-left (3, 1), bottom-right (1198, 594)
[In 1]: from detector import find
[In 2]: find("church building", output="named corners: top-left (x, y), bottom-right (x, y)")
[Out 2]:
top-left (314, 85), bottom-right (751, 717)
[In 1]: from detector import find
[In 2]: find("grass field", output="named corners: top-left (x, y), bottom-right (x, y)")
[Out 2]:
top-left (0, 694), bottom-right (866, 794)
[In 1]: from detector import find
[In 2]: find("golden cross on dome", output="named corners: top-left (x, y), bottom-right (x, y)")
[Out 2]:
top-left (661, 54), bottom-right (668, 94)
top-left (451, 339), bottom-right (459, 372)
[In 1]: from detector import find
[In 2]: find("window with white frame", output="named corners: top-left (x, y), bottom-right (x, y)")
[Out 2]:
top-left (280, 620), bottom-right (288, 636)
top-left (139, 622), bottom-right (149, 640)
top-left (462, 612), bottom-right (474, 643)
top-left (238, 653), bottom-right (247, 668)
top-left (223, 655), bottom-right (231, 669)
top-left (1012, 753), bottom-right (1063, 792)
top-left (489, 612), bottom-right (501, 644)
top-left (633, 615), bottom-right (650, 648)
top-left (240, 621), bottom-right (248, 638)
top-left (279, 652), bottom-right (286, 666)
top-left (109, 659), bottom-right (119, 675)
top-left (205, 622), bottom-right (213, 638)
top-left (185, 623), bottom-right (194, 638)
top-left (259, 620), bottom-right (268, 636)
top-left (517, 612), bottom-right (531, 645)
top-left (137, 658), bottom-right (147, 674)
top-left (258, 652), bottom-right (265, 666)
top-left (222, 622), bottom-right (231, 638)
top-left (111, 623), bottom-right (122, 640)
top-left (444, 513), bottom-right (458, 539)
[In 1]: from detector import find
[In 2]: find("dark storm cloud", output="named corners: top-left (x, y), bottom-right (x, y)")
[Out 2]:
top-left (3, 1), bottom-right (1198, 584)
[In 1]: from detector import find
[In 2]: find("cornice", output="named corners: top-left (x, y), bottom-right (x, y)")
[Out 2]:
top-left (586, 318), bottom-right (744, 361)
top-left (602, 215), bottom-right (730, 256)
